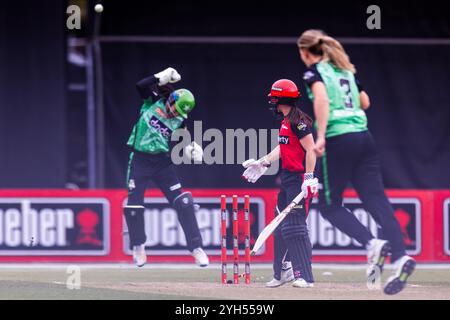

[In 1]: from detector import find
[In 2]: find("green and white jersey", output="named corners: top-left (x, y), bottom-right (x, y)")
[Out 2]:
top-left (303, 61), bottom-right (368, 138)
top-left (127, 98), bottom-right (184, 154)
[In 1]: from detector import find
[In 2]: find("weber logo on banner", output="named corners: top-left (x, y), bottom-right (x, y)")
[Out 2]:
top-left (0, 198), bottom-right (109, 255)
top-left (123, 197), bottom-right (265, 255)
top-left (444, 199), bottom-right (450, 256)
top-left (308, 198), bottom-right (421, 255)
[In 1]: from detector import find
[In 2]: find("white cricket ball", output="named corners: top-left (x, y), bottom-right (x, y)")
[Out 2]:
top-left (95, 4), bottom-right (103, 13)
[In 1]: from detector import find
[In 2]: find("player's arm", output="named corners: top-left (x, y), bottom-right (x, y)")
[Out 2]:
top-left (356, 77), bottom-right (370, 110)
top-left (300, 133), bottom-right (319, 198)
top-left (360, 91), bottom-right (370, 110)
top-left (311, 82), bottom-right (329, 157)
top-left (136, 75), bottom-right (159, 101)
top-left (264, 145), bottom-right (280, 163)
top-left (293, 121), bottom-right (316, 174)
top-left (303, 67), bottom-right (329, 157)
top-left (136, 67), bottom-right (181, 102)
top-left (296, 125), bottom-right (318, 199)
top-left (300, 134), bottom-right (316, 174)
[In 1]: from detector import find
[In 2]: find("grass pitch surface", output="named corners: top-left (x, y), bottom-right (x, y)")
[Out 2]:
top-left (0, 264), bottom-right (449, 300)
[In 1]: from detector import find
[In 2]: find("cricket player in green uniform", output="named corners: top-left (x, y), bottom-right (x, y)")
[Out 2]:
top-left (298, 30), bottom-right (416, 295)
top-left (125, 67), bottom-right (208, 268)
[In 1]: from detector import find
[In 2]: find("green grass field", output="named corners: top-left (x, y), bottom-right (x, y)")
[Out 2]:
top-left (0, 264), bottom-right (449, 300)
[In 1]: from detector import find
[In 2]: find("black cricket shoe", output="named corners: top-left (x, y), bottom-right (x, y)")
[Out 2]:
top-left (384, 256), bottom-right (416, 295)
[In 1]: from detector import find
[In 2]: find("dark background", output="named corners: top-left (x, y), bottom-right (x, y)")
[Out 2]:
top-left (1, 0), bottom-right (449, 189)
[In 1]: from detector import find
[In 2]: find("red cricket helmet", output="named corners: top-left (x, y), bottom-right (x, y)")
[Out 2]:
top-left (268, 79), bottom-right (300, 107)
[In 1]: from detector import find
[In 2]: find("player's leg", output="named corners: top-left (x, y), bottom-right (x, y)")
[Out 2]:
top-left (281, 202), bottom-right (314, 287)
top-left (124, 152), bottom-right (150, 267)
top-left (266, 190), bottom-right (294, 287)
top-left (278, 173), bottom-right (314, 287)
top-left (318, 134), bottom-right (374, 247)
top-left (151, 164), bottom-right (208, 267)
top-left (351, 131), bottom-right (414, 294)
top-left (351, 131), bottom-right (406, 262)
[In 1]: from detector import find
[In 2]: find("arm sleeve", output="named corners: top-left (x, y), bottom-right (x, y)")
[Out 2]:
top-left (292, 121), bottom-right (312, 140)
top-left (302, 65), bottom-right (323, 88)
top-left (136, 75), bottom-right (160, 101)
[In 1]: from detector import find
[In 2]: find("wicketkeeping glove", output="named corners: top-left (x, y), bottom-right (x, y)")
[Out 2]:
top-left (242, 157), bottom-right (271, 183)
top-left (301, 173), bottom-right (319, 199)
top-left (154, 67), bottom-right (181, 86)
top-left (184, 141), bottom-right (203, 162)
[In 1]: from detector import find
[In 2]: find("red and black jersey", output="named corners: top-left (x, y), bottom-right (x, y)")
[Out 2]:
top-left (279, 117), bottom-right (311, 172)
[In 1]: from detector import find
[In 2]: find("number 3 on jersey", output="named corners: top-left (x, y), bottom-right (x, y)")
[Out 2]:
top-left (339, 78), bottom-right (354, 109)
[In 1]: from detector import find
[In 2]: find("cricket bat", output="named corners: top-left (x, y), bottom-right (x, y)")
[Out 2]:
top-left (250, 191), bottom-right (305, 255)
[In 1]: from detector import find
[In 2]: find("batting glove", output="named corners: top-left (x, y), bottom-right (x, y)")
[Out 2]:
top-left (301, 173), bottom-right (319, 199)
top-left (154, 67), bottom-right (181, 86)
top-left (242, 157), bottom-right (271, 183)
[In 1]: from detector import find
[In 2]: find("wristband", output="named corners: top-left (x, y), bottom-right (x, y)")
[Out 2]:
top-left (304, 172), bottom-right (314, 180)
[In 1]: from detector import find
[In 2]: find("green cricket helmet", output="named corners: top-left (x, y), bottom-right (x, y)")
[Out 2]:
top-left (167, 89), bottom-right (196, 119)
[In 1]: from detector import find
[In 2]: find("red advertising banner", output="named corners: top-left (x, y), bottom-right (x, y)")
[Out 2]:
top-left (309, 189), bottom-right (435, 263)
top-left (433, 191), bottom-right (450, 261)
top-left (0, 189), bottom-right (446, 263)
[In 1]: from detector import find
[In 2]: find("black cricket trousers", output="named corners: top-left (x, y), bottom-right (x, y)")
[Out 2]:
top-left (318, 130), bottom-right (406, 262)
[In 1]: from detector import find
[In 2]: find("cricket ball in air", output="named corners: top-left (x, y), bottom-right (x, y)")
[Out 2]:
top-left (95, 4), bottom-right (103, 13)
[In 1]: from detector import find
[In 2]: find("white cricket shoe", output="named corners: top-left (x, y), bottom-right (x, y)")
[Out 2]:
top-left (133, 244), bottom-right (147, 267)
top-left (265, 268), bottom-right (294, 288)
top-left (384, 255), bottom-right (416, 295)
top-left (292, 278), bottom-right (314, 288)
top-left (366, 239), bottom-right (391, 283)
top-left (191, 247), bottom-right (209, 267)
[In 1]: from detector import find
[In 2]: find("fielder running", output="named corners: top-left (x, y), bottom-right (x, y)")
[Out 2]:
top-left (124, 67), bottom-right (209, 267)
top-left (242, 79), bottom-right (318, 288)
top-left (298, 29), bottom-right (416, 294)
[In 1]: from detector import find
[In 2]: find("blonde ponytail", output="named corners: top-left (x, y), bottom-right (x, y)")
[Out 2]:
top-left (298, 30), bottom-right (356, 73)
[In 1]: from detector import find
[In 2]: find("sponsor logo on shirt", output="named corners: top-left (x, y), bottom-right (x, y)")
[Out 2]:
top-left (278, 136), bottom-right (289, 145)
top-left (149, 116), bottom-right (172, 139)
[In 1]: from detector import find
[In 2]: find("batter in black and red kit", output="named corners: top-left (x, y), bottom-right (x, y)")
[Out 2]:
top-left (242, 79), bottom-right (318, 288)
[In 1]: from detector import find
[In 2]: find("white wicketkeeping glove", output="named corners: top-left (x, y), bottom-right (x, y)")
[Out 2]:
top-left (154, 67), bottom-right (181, 86)
top-left (301, 173), bottom-right (319, 199)
top-left (185, 142), bottom-right (203, 162)
top-left (242, 157), bottom-right (271, 183)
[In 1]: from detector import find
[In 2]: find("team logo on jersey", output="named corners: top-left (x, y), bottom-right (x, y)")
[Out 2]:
top-left (149, 116), bottom-right (172, 138)
top-left (281, 125), bottom-right (289, 130)
top-left (128, 179), bottom-right (136, 191)
top-left (297, 122), bottom-right (307, 131)
top-left (279, 136), bottom-right (289, 145)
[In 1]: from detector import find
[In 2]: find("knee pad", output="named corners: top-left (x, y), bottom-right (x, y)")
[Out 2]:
top-left (124, 206), bottom-right (146, 248)
top-left (173, 192), bottom-right (193, 210)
